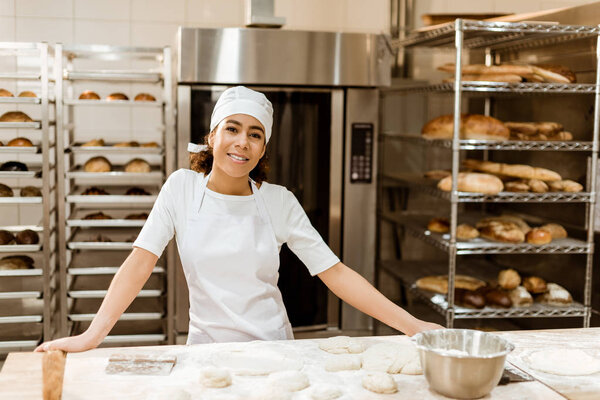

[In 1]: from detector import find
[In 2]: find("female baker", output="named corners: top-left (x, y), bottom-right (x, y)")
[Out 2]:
top-left (36, 86), bottom-right (441, 351)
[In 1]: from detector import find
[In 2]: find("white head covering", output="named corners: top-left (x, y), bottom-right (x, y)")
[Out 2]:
top-left (189, 86), bottom-right (273, 153)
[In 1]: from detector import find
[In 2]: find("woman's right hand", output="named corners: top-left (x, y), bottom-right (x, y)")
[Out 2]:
top-left (34, 332), bottom-right (100, 353)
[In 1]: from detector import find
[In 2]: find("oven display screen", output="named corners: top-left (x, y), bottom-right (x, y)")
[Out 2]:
top-left (350, 123), bottom-right (373, 183)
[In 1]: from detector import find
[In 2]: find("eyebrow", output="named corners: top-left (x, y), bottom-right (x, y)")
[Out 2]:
top-left (225, 119), bottom-right (265, 134)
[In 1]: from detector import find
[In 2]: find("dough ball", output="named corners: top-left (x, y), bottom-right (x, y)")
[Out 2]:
top-left (267, 370), bottom-right (309, 392)
top-left (528, 349), bottom-right (600, 376)
top-left (311, 385), bottom-right (343, 400)
top-left (324, 354), bottom-right (361, 372)
top-left (362, 372), bottom-right (398, 394)
top-left (318, 336), bottom-right (365, 354)
top-left (199, 366), bottom-right (232, 388)
top-left (362, 342), bottom-right (421, 375)
top-left (146, 388), bottom-right (191, 400)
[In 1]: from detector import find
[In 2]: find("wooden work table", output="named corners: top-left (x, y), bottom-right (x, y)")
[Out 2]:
top-left (0, 328), bottom-right (598, 399)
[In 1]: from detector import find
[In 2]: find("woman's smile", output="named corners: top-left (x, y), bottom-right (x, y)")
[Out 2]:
top-left (227, 152), bottom-right (250, 163)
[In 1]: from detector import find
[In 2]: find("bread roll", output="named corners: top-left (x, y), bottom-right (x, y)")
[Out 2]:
top-left (551, 131), bottom-right (573, 141)
top-left (83, 211), bottom-right (112, 220)
top-left (483, 288), bottom-right (512, 308)
top-left (424, 170), bottom-right (450, 180)
top-left (0, 183), bottom-right (13, 197)
top-left (504, 122), bottom-right (539, 136)
top-left (422, 114), bottom-right (509, 141)
top-left (456, 224), bottom-right (479, 240)
top-left (416, 275), bottom-right (486, 294)
top-left (478, 215), bottom-right (531, 234)
top-left (504, 181), bottom-right (529, 192)
top-left (523, 276), bottom-right (547, 294)
top-left (106, 92), bottom-right (129, 101)
top-left (124, 158), bottom-right (151, 173)
top-left (455, 288), bottom-right (486, 309)
top-left (0, 256), bottom-right (32, 270)
top-left (0, 111), bottom-right (33, 122)
top-left (1, 161), bottom-right (28, 171)
top-left (79, 90), bottom-right (101, 100)
top-left (526, 228), bottom-right (552, 245)
top-left (548, 179), bottom-right (583, 193)
top-left (18, 91), bottom-right (36, 98)
top-left (462, 159), bottom-right (561, 182)
top-left (81, 187), bottom-right (109, 195)
top-left (540, 223), bottom-right (567, 240)
top-left (7, 137), bottom-right (33, 147)
top-left (427, 218), bottom-right (449, 233)
top-left (538, 283), bottom-right (573, 306)
top-left (84, 156), bottom-right (112, 173)
top-left (527, 179), bottom-right (549, 193)
top-left (0, 230), bottom-right (15, 245)
top-left (532, 64), bottom-right (576, 83)
top-left (113, 141), bottom-right (140, 147)
top-left (16, 229), bottom-right (39, 245)
top-left (141, 141), bottom-right (160, 148)
top-left (20, 186), bottom-right (41, 197)
top-left (498, 269), bottom-right (521, 290)
top-left (134, 93), bottom-right (156, 102)
top-left (125, 187), bottom-right (150, 195)
top-left (477, 220), bottom-right (525, 243)
top-left (125, 212), bottom-right (149, 220)
top-left (81, 138), bottom-right (104, 147)
top-left (0, 88), bottom-right (14, 97)
top-left (509, 286), bottom-right (533, 307)
top-left (437, 173), bottom-right (504, 195)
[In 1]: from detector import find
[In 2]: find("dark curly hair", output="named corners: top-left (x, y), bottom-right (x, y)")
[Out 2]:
top-left (189, 133), bottom-right (269, 183)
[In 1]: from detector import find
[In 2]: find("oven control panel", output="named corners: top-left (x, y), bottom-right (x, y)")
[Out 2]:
top-left (350, 123), bottom-right (373, 183)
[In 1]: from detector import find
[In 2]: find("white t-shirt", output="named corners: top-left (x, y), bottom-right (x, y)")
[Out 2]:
top-left (133, 169), bottom-right (340, 276)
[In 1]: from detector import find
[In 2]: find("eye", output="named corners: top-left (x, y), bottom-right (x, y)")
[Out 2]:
top-left (250, 133), bottom-right (262, 139)
top-left (226, 126), bottom-right (237, 133)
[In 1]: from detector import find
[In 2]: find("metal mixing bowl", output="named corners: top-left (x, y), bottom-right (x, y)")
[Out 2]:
top-left (412, 329), bottom-right (515, 399)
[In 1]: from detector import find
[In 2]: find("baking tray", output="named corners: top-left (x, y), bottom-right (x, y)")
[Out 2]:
top-left (68, 266), bottom-right (164, 275)
top-left (0, 97), bottom-right (41, 104)
top-left (0, 197), bottom-right (42, 204)
top-left (68, 242), bottom-right (133, 251)
top-left (0, 315), bottom-right (42, 324)
top-left (0, 339), bottom-right (39, 350)
top-left (67, 219), bottom-right (146, 228)
top-left (66, 194), bottom-right (157, 204)
top-left (68, 289), bottom-right (162, 299)
top-left (0, 169), bottom-right (41, 179)
top-left (0, 121), bottom-right (41, 129)
top-left (63, 99), bottom-right (163, 107)
top-left (0, 268), bottom-right (43, 277)
top-left (69, 312), bottom-right (163, 322)
top-left (0, 244), bottom-right (42, 253)
top-left (64, 70), bottom-right (162, 82)
top-left (66, 167), bottom-right (163, 181)
top-left (0, 291), bottom-right (41, 300)
top-left (70, 144), bottom-right (163, 155)
top-left (0, 145), bottom-right (40, 154)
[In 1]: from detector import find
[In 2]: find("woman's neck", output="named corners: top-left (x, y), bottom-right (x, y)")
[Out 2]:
top-left (206, 165), bottom-right (253, 195)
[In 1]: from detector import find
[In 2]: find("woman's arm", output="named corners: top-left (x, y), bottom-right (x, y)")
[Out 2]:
top-left (318, 262), bottom-right (443, 336)
top-left (35, 247), bottom-right (158, 352)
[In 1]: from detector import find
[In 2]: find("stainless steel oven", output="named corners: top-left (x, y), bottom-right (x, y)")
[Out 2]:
top-left (175, 27), bottom-right (391, 335)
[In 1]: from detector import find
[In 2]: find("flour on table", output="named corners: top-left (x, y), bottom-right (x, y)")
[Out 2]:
top-left (324, 354), bottom-right (361, 372)
top-left (146, 388), bottom-right (191, 400)
top-left (361, 372), bottom-right (398, 394)
top-left (310, 385), bottom-right (343, 400)
top-left (362, 342), bottom-right (422, 375)
top-left (527, 349), bottom-right (600, 376)
top-left (199, 366), bottom-right (232, 388)
top-left (250, 386), bottom-right (293, 400)
top-left (211, 349), bottom-right (303, 376)
top-left (318, 336), bottom-right (366, 354)
top-left (267, 370), bottom-right (310, 392)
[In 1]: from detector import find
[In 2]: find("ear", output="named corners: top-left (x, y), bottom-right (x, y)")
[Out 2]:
top-left (208, 131), bottom-right (215, 148)
top-left (259, 143), bottom-right (266, 159)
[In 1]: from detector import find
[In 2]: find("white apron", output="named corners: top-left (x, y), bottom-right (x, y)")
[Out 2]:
top-left (178, 173), bottom-right (294, 344)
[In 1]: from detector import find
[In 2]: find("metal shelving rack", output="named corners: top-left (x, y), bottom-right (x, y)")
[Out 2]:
top-left (0, 42), bottom-right (58, 351)
top-left (55, 44), bottom-right (175, 345)
top-left (377, 20), bottom-right (600, 328)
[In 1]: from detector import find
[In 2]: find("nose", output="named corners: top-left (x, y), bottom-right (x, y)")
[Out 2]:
top-left (236, 131), bottom-right (249, 149)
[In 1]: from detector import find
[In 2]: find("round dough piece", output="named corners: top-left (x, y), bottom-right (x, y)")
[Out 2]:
top-left (361, 342), bottom-right (422, 375)
top-left (199, 366), bottom-right (232, 388)
top-left (324, 355), bottom-right (361, 372)
top-left (318, 336), bottom-right (365, 354)
top-left (267, 370), bottom-right (309, 392)
top-left (146, 388), bottom-right (191, 400)
top-left (311, 385), bottom-right (343, 400)
top-left (528, 349), bottom-right (600, 376)
top-left (362, 372), bottom-right (397, 394)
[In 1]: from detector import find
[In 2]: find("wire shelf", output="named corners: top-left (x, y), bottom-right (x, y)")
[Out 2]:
top-left (383, 82), bottom-right (597, 95)
top-left (64, 70), bottom-right (162, 82)
top-left (63, 99), bottom-right (163, 107)
top-left (382, 133), bottom-right (595, 151)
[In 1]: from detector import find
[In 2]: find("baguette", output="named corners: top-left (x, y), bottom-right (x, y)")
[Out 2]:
top-left (455, 74), bottom-right (523, 83)
top-left (548, 179), bottom-right (583, 193)
top-left (437, 172), bottom-right (504, 195)
top-left (462, 159), bottom-right (561, 182)
top-left (415, 275), bottom-right (486, 294)
top-left (421, 114), bottom-right (509, 141)
top-left (437, 63), bottom-right (534, 76)
top-left (532, 64), bottom-right (576, 83)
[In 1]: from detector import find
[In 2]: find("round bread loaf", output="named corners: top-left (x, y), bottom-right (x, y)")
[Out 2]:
top-left (141, 141), bottom-right (160, 148)
top-left (81, 186), bottom-right (109, 195)
top-left (106, 92), bottom-right (129, 101)
top-left (526, 228), bottom-right (552, 245)
top-left (0, 256), bottom-right (33, 270)
top-left (0, 111), bottom-right (33, 122)
top-left (0, 161), bottom-right (28, 171)
top-left (16, 229), bottom-right (39, 245)
top-left (498, 269), bottom-right (521, 290)
top-left (509, 286), bottom-right (533, 307)
top-left (78, 90), bottom-right (100, 100)
top-left (124, 158), bottom-right (151, 173)
top-left (134, 93), bottom-right (156, 102)
top-left (7, 137), bottom-right (33, 147)
top-left (456, 223), bottom-right (479, 240)
top-left (20, 186), bottom-right (41, 197)
top-left (84, 156), bottom-right (112, 173)
top-left (540, 223), bottom-right (567, 240)
top-left (18, 91), bottom-right (36, 98)
top-left (0, 230), bottom-right (15, 245)
top-left (0, 88), bottom-right (14, 97)
top-left (81, 138), bottom-right (104, 147)
top-left (422, 114), bottom-right (509, 141)
top-left (0, 183), bottom-right (13, 197)
top-left (125, 187), bottom-right (150, 195)
top-left (83, 211), bottom-right (112, 220)
top-left (523, 276), bottom-right (547, 294)
top-left (437, 172), bottom-right (504, 195)
top-left (427, 218), bottom-right (449, 233)
top-left (538, 283), bottom-right (572, 306)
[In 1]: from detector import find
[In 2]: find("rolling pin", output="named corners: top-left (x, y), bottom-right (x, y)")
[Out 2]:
top-left (43, 350), bottom-right (66, 400)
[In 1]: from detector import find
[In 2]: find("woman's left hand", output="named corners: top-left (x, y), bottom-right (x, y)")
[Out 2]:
top-left (407, 319), bottom-right (444, 336)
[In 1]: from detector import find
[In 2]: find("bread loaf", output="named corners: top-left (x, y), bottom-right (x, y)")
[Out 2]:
top-left (427, 218), bottom-right (449, 233)
top-left (106, 92), bottom-right (129, 101)
top-left (84, 157), bottom-right (112, 173)
top-left (7, 137), bottom-right (33, 147)
top-left (532, 64), bottom-right (576, 83)
top-left (526, 228), bottom-right (552, 245)
top-left (455, 288), bottom-right (486, 309)
top-left (538, 283), bottom-right (573, 306)
top-left (134, 93), bottom-right (156, 102)
top-left (16, 229), bottom-right (39, 245)
top-left (0, 161), bottom-right (28, 171)
top-left (125, 187), bottom-right (150, 195)
top-left (498, 269), bottom-right (521, 290)
top-left (504, 181), bottom-right (529, 192)
top-left (483, 288), bottom-right (512, 308)
top-left (0, 111), bottom-right (33, 122)
top-left (540, 223), bottom-right (567, 240)
top-left (21, 186), bottom-right (41, 197)
top-left (0, 183), bottom-right (13, 197)
top-left (463, 159), bottom-right (561, 182)
top-left (125, 212), bottom-right (149, 220)
top-left (0, 256), bottom-right (33, 270)
top-left (78, 90), bottom-right (101, 100)
top-left (477, 220), bottom-right (525, 243)
top-left (527, 179), bottom-right (549, 193)
top-left (141, 141), bottom-right (160, 148)
top-left (415, 275), bottom-right (486, 294)
top-left (124, 158), bottom-right (151, 173)
top-left (18, 91), bottom-right (36, 98)
top-left (447, 74), bottom-right (522, 83)
top-left (81, 187), bottom-right (109, 195)
top-left (437, 173), bottom-right (504, 195)
top-left (82, 138), bottom-right (104, 147)
top-left (113, 141), bottom-right (140, 147)
top-left (437, 63), bottom-right (534, 76)
top-left (0, 230), bottom-right (15, 245)
top-left (422, 114), bottom-right (509, 141)
top-left (0, 88), bottom-right (14, 97)
top-left (478, 215), bottom-right (531, 234)
top-left (456, 224), bottom-right (479, 240)
top-left (83, 211), bottom-right (112, 220)
top-left (509, 286), bottom-right (533, 307)
top-left (523, 276), bottom-right (547, 294)
top-left (548, 179), bottom-right (583, 193)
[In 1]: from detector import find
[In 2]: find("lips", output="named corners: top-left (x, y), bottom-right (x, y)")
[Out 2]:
top-left (227, 153), bottom-right (249, 163)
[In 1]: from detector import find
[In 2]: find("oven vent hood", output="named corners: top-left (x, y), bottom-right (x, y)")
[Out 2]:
top-left (177, 27), bottom-right (391, 87)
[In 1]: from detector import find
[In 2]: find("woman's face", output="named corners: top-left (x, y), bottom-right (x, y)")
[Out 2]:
top-left (209, 113), bottom-right (266, 178)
